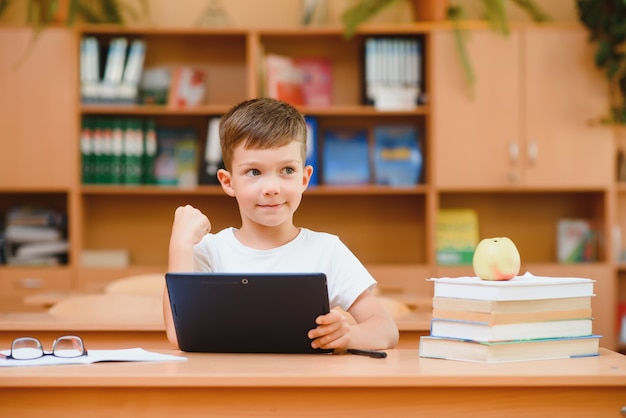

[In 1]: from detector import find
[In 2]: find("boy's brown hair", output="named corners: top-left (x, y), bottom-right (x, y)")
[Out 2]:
top-left (219, 98), bottom-right (308, 171)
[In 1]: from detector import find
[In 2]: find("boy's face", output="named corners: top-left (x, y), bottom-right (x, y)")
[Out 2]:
top-left (217, 140), bottom-right (313, 230)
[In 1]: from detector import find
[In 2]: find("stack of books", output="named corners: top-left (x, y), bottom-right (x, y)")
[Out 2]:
top-left (419, 272), bottom-right (601, 363)
top-left (3, 206), bottom-right (68, 266)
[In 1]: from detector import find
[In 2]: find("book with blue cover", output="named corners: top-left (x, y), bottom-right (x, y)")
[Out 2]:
top-left (373, 125), bottom-right (422, 186)
top-left (305, 116), bottom-right (319, 186)
top-left (322, 128), bottom-right (370, 185)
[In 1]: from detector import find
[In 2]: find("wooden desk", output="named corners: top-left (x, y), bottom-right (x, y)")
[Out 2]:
top-left (0, 311), bottom-right (432, 350)
top-left (0, 348), bottom-right (625, 417)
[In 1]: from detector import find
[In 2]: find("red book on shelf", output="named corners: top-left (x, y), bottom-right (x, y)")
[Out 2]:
top-left (264, 54), bottom-right (305, 106)
top-left (294, 57), bottom-right (332, 107)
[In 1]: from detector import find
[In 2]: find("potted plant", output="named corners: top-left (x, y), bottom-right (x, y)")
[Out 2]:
top-left (341, 0), bottom-right (551, 92)
top-left (0, 0), bottom-right (149, 65)
top-left (0, 0), bottom-right (149, 26)
top-left (576, 0), bottom-right (626, 124)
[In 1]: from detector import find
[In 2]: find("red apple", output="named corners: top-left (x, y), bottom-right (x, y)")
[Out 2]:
top-left (472, 237), bottom-right (521, 281)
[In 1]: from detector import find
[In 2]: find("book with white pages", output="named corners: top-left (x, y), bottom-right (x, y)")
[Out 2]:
top-left (429, 272), bottom-right (595, 301)
top-left (430, 317), bottom-right (593, 342)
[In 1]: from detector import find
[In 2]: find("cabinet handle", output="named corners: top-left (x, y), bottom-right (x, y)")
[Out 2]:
top-left (509, 170), bottom-right (520, 184)
top-left (16, 277), bottom-right (44, 289)
top-left (527, 141), bottom-right (538, 165)
top-left (508, 142), bottom-right (519, 163)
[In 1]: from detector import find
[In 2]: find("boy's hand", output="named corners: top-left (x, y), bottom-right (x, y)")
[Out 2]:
top-left (171, 204), bottom-right (211, 247)
top-left (308, 308), bottom-right (351, 353)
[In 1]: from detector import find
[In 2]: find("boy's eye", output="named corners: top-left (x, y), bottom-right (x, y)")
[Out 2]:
top-left (282, 167), bottom-right (295, 175)
top-left (246, 169), bottom-right (261, 176)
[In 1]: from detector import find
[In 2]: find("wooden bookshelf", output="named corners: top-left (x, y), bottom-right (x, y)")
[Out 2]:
top-left (0, 24), bottom-right (622, 350)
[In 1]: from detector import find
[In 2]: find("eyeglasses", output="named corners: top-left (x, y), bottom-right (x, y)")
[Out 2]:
top-left (1, 335), bottom-right (87, 360)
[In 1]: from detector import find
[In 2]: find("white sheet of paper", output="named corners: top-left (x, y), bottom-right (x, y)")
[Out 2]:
top-left (0, 348), bottom-right (187, 367)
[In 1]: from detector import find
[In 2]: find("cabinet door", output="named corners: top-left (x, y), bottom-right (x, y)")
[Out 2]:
top-left (523, 29), bottom-right (613, 187)
top-left (0, 28), bottom-right (76, 188)
top-left (431, 29), bottom-right (522, 189)
top-left (0, 267), bottom-right (73, 312)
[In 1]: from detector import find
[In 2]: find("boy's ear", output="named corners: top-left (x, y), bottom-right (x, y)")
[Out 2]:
top-left (217, 169), bottom-right (235, 197)
top-left (302, 165), bottom-right (314, 189)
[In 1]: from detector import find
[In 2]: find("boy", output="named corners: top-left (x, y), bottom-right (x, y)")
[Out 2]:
top-left (164, 98), bottom-right (399, 352)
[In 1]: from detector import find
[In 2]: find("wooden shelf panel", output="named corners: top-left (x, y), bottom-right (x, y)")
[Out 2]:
top-left (79, 184), bottom-right (429, 196)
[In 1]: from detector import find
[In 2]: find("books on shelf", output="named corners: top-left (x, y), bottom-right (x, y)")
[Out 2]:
top-left (305, 116), bottom-right (319, 186)
top-left (322, 128), bottom-right (370, 185)
top-left (119, 39), bottom-right (147, 102)
top-left (420, 271), bottom-right (599, 363)
top-left (557, 218), bottom-right (598, 262)
top-left (81, 116), bottom-right (164, 186)
top-left (294, 57), bottom-right (332, 107)
top-left (363, 36), bottom-right (421, 108)
top-left (154, 127), bottom-right (199, 187)
top-left (264, 54), bottom-right (333, 106)
top-left (168, 66), bottom-right (207, 108)
top-left (3, 206), bottom-right (68, 266)
top-left (139, 67), bottom-right (171, 105)
top-left (199, 117), bottom-right (223, 185)
top-left (372, 124), bottom-right (422, 186)
top-left (80, 36), bottom-right (147, 105)
top-left (429, 272), bottom-right (595, 301)
top-left (435, 209), bottom-right (479, 265)
top-left (264, 54), bottom-right (305, 105)
top-left (419, 335), bottom-right (601, 363)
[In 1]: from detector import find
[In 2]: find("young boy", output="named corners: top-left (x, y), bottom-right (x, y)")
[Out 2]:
top-left (164, 98), bottom-right (399, 352)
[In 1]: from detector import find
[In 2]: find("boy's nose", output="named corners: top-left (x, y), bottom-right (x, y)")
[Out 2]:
top-left (261, 176), bottom-right (280, 195)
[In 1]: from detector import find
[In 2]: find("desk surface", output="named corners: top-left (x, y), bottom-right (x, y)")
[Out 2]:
top-left (1, 348), bottom-right (625, 417)
top-left (1, 348), bottom-right (625, 387)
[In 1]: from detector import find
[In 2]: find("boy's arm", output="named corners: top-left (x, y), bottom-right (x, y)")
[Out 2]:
top-left (345, 291), bottom-right (399, 350)
top-left (163, 205), bottom-right (211, 348)
top-left (309, 290), bottom-right (399, 352)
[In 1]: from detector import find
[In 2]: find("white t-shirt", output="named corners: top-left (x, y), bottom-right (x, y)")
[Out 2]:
top-left (193, 227), bottom-right (376, 311)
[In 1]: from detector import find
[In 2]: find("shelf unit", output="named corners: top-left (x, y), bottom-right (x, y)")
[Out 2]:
top-left (0, 24), bottom-right (622, 350)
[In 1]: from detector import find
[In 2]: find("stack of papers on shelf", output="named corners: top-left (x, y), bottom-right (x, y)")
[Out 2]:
top-left (0, 348), bottom-right (186, 367)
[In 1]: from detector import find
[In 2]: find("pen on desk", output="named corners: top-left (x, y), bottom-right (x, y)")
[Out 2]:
top-left (347, 348), bottom-right (387, 359)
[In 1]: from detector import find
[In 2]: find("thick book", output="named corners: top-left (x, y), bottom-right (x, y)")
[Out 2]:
top-left (372, 124), bottom-right (422, 186)
top-left (119, 39), bottom-right (147, 104)
top-left (294, 57), bottom-right (332, 107)
top-left (305, 116), bottom-right (319, 186)
top-left (419, 335), bottom-right (601, 363)
top-left (168, 67), bottom-right (206, 108)
top-left (429, 272), bottom-right (595, 301)
top-left (322, 128), bottom-right (370, 185)
top-left (432, 307), bottom-right (593, 325)
top-left (432, 296), bottom-right (592, 314)
top-left (430, 317), bottom-right (593, 342)
top-left (264, 54), bottom-right (305, 105)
